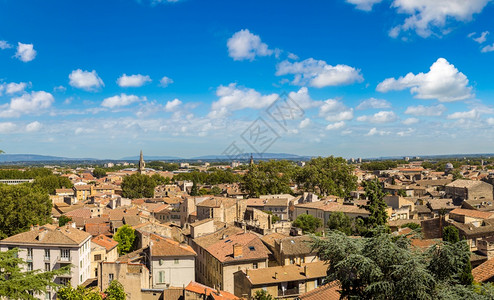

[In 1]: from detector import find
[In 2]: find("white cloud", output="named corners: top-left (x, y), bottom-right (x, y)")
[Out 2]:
top-left (397, 128), bottom-right (415, 136)
top-left (101, 93), bottom-right (145, 108)
top-left (402, 117), bottom-right (419, 125)
top-left (227, 29), bottom-right (273, 61)
top-left (0, 122), bottom-right (16, 133)
top-left (487, 118), bottom-right (494, 125)
top-left (287, 53), bottom-right (299, 60)
top-left (15, 42), bottom-right (37, 62)
top-left (160, 76), bottom-right (174, 87)
top-left (346, 0), bottom-right (382, 11)
top-left (5, 82), bottom-right (27, 94)
top-left (299, 118), bottom-right (311, 129)
top-left (318, 99), bottom-right (354, 122)
top-left (481, 43), bottom-right (494, 53)
top-left (357, 110), bottom-right (398, 123)
top-left (276, 58), bottom-right (363, 88)
top-left (0, 40), bottom-right (12, 50)
top-left (326, 121), bottom-right (346, 130)
top-left (447, 109), bottom-right (481, 120)
top-left (356, 97), bottom-right (391, 110)
top-left (117, 74), bottom-right (151, 87)
top-left (404, 104), bottom-right (446, 116)
top-left (165, 98), bottom-right (182, 112)
top-left (366, 127), bottom-right (391, 136)
top-left (69, 69), bottom-right (104, 91)
top-left (469, 31), bottom-right (489, 43)
top-left (389, 0), bottom-right (490, 38)
top-left (287, 87), bottom-right (322, 109)
top-left (26, 121), bottom-right (42, 132)
top-left (209, 83), bottom-right (278, 118)
top-left (377, 58), bottom-right (473, 102)
top-left (0, 91), bottom-right (54, 118)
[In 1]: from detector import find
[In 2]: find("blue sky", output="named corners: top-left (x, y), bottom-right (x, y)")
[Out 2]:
top-left (1, 0), bottom-right (494, 159)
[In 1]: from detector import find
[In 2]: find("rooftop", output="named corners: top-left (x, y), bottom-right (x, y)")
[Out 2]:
top-left (0, 225), bottom-right (91, 246)
top-left (243, 261), bottom-right (328, 285)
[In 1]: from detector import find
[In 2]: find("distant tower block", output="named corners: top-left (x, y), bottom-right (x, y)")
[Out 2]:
top-left (138, 150), bottom-right (146, 174)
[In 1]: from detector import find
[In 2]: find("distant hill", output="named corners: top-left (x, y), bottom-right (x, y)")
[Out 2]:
top-left (120, 155), bottom-right (183, 161)
top-left (0, 154), bottom-right (98, 162)
top-left (191, 153), bottom-right (313, 160)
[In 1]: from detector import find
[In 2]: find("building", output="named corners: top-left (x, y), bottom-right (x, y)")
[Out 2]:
top-left (149, 237), bottom-right (197, 289)
top-left (445, 180), bottom-right (494, 201)
top-left (0, 224), bottom-right (92, 300)
top-left (294, 200), bottom-right (369, 228)
top-left (90, 234), bottom-right (118, 278)
top-left (273, 236), bottom-right (319, 266)
top-left (98, 261), bottom-right (150, 300)
top-left (233, 261), bottom-right (328, 299)
top-left (196, 197), bottom-right (246, 224)
top-left (138, 150), bottom-right (146, 174)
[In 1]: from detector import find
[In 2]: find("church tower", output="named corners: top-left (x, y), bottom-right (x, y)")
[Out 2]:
top-left (138, 150), bottom-right (145, 174)
top-left (249, 153), bottom-right (254, 166)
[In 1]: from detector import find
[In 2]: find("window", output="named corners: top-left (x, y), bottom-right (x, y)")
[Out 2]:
top-left (472, 239), bottom-right (477, 247)
top-left (45, 263), bottom-right (50, 271)
top-left (158, 271), bottom-right (165, 283)
top-left (45, 292), bottom-right (51, 300)
top-left (27, 248), bottom-right (33, 260)
top-left (159, 259), bottom-right (164, 266)
top-left (60, 278), bottom-right (69, 286)
top-left (109, 273), bottom-right (114, 284)
top-left (253, 262), bottom-right (258, 269)
top-left (94, 254), bottom-right (102, 261)
top-left (44, 249), bottom-right (50, 260)
top-left (301, 257), bottom-right (305, 263)
top-left (61, 249), bottom-right (70, 261)
top-left (290, 258), bottom-right (295, 264)
top-left (27, 262), bottom-right (33, 271)
top-left (174, 259), bottom-right (179, 264)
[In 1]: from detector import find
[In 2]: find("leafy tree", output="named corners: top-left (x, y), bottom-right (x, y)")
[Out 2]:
top-left (0, 248), bottom-right (71, 299)
top-left (452, 170), bottom-right (464, 180)
top-left (57, 284), bottom-right (102, 300)
top-left (443, 226), bottom-right (460, 244)
top-left (293, 214), bottom-right (322, 234)
top-left (92, 168), bottom-right (107, 179)
top-left (114, 225), bottom-right (136, 255)
top-left (401, 222), bottom-right (421, 230)
top-left (296, 156), bottom-right (357, 198)
top-left (262, 210), bottom-right (281, 224)
top-left (58, 215), bottom-right (72, 227)
top-left (0, 184), bottom-right (53, 238)
top-left (121, 173), bottom-right (156, 198)
top-left (243, 160), bottom-right (296, 197)
top-left (397, 189), bottom-right (407, 197)
top-left (327, 212), bottom-right (352, 235)
top-left (150, 173), bottom-right (170, 185)
top-left (32, 175), bottom-right (73, 195)
top-left (105, 280), bottom-right (126, 300)
top-left (253, 289), bottom-right (274, 300)
top-left (190, 181), bottom-right (199, 196)
top-left (312, 228), bottom-right (487, 300)
top-left (360, 179), bottom-right (388, 229)
top-left (210, 186), bottom-right (222, 195)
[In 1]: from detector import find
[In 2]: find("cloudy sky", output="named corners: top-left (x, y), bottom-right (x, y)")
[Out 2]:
top-left (1, 0), bottom-right (494, 159)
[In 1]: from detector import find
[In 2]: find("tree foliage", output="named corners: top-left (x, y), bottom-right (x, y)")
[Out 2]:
top-left (243, 160), bottom-right (296, 197)
top-left (401, 222), bottom-right (421, 231)
top-left (121, 173), bottom-right (156, 199)
top-left (443, 226), bottom-right (460, 244)
top-left (253, 289), bottom-right (274, 300)
top-left (296, 156), bottom-right (357, 198)
top-left (32, 175), bottom-right (73, 195)
top-left (0, 184), bottom-right (53, 238)
top-left (57, 284), bottom-right (102, 300)
top-left (312, 228), bottom-right (485, 300)
top-left (92, 168), bottom-right (107, 179)
top-left (360, 179), bottom-right (388, 230)
top-left (114, 224), bottom-right (136, 255)
top-left (293, 214), bottom-right (322, 234)
top-left (0, 248), bottom-right (71, 300)
top-left (104, 280), bottom-right (126, 300)
top-left (327, 212), bottom-right (352, 235)
top-left (150, 173), bottom-right (170, 185)
top-left (58, 215), bottom-right (72, 227)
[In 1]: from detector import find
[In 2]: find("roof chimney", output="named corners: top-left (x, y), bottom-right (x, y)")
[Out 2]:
top-left (233, 243), bottom-right (243, 258)
top-left (274, 272), bottom-right (278, 280)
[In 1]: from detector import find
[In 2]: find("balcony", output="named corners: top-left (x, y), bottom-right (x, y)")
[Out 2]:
top-left (277, 288), bottom-right (299, 298)
top-left (26, 255), bottom-right (33, 261)
top-left (56, 256), bottom-right (72, 263)
top-left (44, 256), bottom-right (51, 261)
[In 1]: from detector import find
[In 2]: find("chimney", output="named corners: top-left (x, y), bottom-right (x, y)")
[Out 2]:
top-left (233, 243), bottom-right (243, 258)
top-left (304, 265), bottom-right (307, 277)
top-left (274, 272), bottom-right (278, 280)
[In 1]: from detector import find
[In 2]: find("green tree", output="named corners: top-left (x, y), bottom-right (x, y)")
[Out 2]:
top-left (210, 186), bottom-right (222, 195)
top-left (243, 160), bottom-right (296, 197)
top-left (327, 212), bottom-right (352, 235)
top-left (0, 248), bottom-right (71, 299)
top-left (296, 156), bottom-right (357, 198)
top-left (121, 173), bottom-right (156, 198)
top-left (58, 215), bottom-right (72, 227)
top-left (360, 179), bottom-right (388, 229)
top-left (33, 175), bottom-right (73, 195)
top-left (0, 184), bottom-right (53, 238)
top-left (443, 225), bottom-right (460, 243)
top-left (92, 168), bottom-right (107, 179)
top-left (105, 280), bottom-right (126, 300)
top-left (57, 284), bottom-right (102, 300)
top-left (190, 181), bottom-right (199, 196)
top-left (114, 225), bottom-right (136, 255)
top-left (401, 222), bottom-right (421, 231)
top-left (262, 210), bottom-right (281, 224)
top-left (293, 214), bottom-right (322, 234)
top-left (150, 173), bottom-right (170, 185)
top-left (253, 289), bottom-right (274, 300)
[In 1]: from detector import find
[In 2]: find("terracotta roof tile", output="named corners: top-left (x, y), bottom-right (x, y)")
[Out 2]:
top-left (91, 234), bottom-right (118, 251)
top-left (473, 259), bottom-right (494, 282)
top-left (299, 281), bottom-right (341, 300)
top-left (150, 238), bottom-right (196, 257)
top-left (185, 281), bottom-right (239, 300)
top-left (450, 208), bottom-right (494, 220)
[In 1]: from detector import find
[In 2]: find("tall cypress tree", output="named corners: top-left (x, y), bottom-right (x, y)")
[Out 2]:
top-left (361, 179), bottom-right (388, 229)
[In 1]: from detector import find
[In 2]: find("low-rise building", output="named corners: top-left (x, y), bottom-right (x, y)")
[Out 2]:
top-left (90, 234), bottom-right (118, 278)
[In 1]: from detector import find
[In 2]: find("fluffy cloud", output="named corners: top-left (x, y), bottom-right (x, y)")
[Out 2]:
top-left (287, 87), bottom-right (322, 109)
top-left (0, 122), bottom-right (16, 133)
top-left (26, 121), bottom-right (42, 132)
top-left (227, 29), bottom-right (273, 61)
top-left (481, 43), bottom-right (494, 53)
top-left (165, 99), bottom-right (182, 112)
top-left (209, 83), bottom-right (278, 118)
top-left (346, 0), bottom-right (382, 11)
top-left (326, 121), bottom-right (346, 130)
top-left (160, 76), bottom-right (174, 87)
top-left (276, 58), bottom-right (363, 88)
top-left (5, 82), bottom-right (27, 94)
top-left (117, 74), bottom-right (151, 87)
top-left (487, 118), bottom-right (494, 125)
top-left (402, 117), bottom-right (419, 125)
top-left (404, 104), bottom-right (446, 116)
top-left (377, 58), bottom-right (473, 102)
top-left (389, 0), bottom-right (490, 38)
top-left (357, 111), bottom-right (397, 123)
top-left (469, 31), bottom-right (489, 43)
top-left (356, 98), bottom-right (391, 110)
top-left (101, 93), bottom-right (144, 108)
top-left (318, 99), bottom-right (354, 122)
top-left (0, 40), bottom-right (12, 50)
top-left (366, 127), bottom-right (391, 136)
top-left (15, 42), bottom-right (37, 62)
top-left (447, 109), bottom-right (481, 120)
top-left (0, 91), bottom-right (54, 118)
top-left (397, 128), bottom-right (415, 136)
top-left (69, 69), bottom-right (104, 91)
top-left (299, 118), bottom-right (311, 129)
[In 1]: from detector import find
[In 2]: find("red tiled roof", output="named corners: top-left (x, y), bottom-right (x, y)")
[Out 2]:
top-left (473, 259), bottom-right (494, 282)
top-left (450, 208), bottom-right (494, 220)
top-left (91, 234), bottom-right (118, 251)
top-left (150, 237), bottom-right (196, 257)
top-left (299, 281), bottom-right (341, 300)
top-left (205, 232), bottom-right (270, 263)
top-left (185, 281), bottom-right (239, 300)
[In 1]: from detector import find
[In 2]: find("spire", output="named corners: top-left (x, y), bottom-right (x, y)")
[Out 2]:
top-left (138, 150), bottom-right (145, 174)
top-left (249, 153), bottom-right (254, 166)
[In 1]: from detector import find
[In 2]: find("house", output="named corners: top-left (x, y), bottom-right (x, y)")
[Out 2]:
top-left (448, 208), bottom-right (494, 225)
top-left (184, 281), bottom-right (239, 300)
top-left (233, 261), bottom-right (328, 299)
top-left (98, 261), bottom-right (150, 300)
top-left (246, 198), bottom-right (292, 221)
top-left (384, 195), bottom-right (415, 220)
top-left (273, 236), bottom-right (319, 266)
top-left (149, 236), bottom-right (197, 289)
top-left (196, 197), bottom-right (247, 224)
top-left (293, 200), bottom-right (369, 228)
top-left (450, 222), bottom-right (494, 251)
top-left (90, 234), bottom-right (118, 278)
top-left (0, 224), bottom-right (92, 300)
top-left (472, 259), bottom-right (494, 283)
top-left (191, 227), bottom-right (270, 293)
top-left (445, 180), bottom-right (494, 201)
top-left (297, 281), bottom-right (341, 300)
